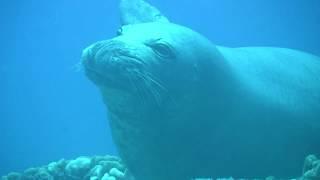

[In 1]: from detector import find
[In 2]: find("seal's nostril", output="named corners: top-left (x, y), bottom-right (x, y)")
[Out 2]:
top-left (109, 57), bottom-right (120, 66)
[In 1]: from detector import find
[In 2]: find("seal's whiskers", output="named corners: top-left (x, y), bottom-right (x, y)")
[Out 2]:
top-left (137, 72), bottom-right (162, 107)
top-left (145, 72), bottom-right (178, 107)
top-left (73, 61), bottom-right (84, 72)
top-left (127, 74), bottom-right (147, 108)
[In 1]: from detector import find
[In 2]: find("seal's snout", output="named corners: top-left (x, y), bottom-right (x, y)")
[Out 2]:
top-left (82, 40), bottom-right (125, 68)
top-left (82, 40), bottom-right (146, 88)
top-left (82, 40), bottom-right (143, 70)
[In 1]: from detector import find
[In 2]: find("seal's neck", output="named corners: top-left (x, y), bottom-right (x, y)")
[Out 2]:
top-left (198, 44), bottom-right (244, 118)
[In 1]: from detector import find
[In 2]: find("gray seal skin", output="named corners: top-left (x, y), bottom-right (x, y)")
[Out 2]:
top-left (81, 0), bottom-right (320, 179)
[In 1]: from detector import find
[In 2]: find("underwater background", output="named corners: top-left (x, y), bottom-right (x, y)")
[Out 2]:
top-left (1, 0), bottom-right (320, 176)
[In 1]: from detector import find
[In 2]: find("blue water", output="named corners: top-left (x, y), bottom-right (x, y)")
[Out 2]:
top-left (1, 0), bottom-right (319, 176)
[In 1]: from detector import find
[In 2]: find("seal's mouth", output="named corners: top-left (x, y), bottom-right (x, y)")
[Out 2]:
top-left (84, 65), bottom-right (128, 89)
top-left (81, 40), bottom-right (168, 108)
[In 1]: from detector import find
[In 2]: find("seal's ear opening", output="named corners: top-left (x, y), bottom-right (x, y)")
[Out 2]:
top-left (120, 0), bottom-right (169, 25)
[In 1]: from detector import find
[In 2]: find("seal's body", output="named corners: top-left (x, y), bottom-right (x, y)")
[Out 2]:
top-left (82, 1), bottom-right (320, 179)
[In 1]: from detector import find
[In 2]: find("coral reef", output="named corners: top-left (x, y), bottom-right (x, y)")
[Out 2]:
top-left (1, 155), bottom-right (134, 180)
top-left (2, 154), bottom-right (319, 180)
top-left (302, 154), bottom-right (320, 180)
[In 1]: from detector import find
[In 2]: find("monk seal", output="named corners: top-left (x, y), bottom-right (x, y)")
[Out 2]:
top-left (81, 0), bottom-right (320, 179)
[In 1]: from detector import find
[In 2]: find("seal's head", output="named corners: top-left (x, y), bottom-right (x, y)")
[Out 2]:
top-left (82, 22), bottom-right (227, 109)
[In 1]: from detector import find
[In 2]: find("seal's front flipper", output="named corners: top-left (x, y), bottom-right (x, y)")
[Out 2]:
top-left (120, 0), bottom-right (169, 25)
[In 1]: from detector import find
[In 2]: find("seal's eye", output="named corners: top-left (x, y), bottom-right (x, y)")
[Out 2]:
top-left (150, 43), bottom-right (175, 58)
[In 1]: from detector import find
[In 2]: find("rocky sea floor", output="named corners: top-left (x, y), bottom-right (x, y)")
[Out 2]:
top-left (2, 154), bottom-right (319, 180)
